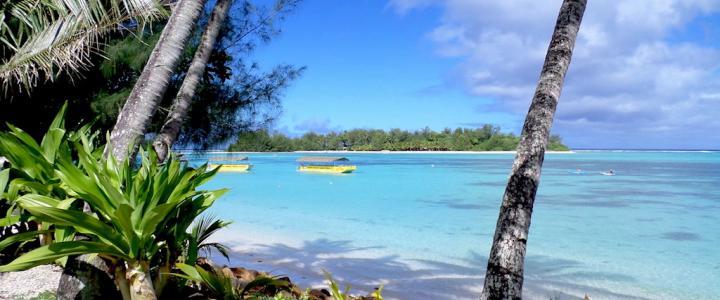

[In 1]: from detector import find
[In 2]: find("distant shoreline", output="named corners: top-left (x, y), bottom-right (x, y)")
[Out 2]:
top-left (179, 149), bottom-right (720, 154)
top-left (180, 150), bottom-right (575, 154)
top-left (292, 150), bottom-right (575, 154)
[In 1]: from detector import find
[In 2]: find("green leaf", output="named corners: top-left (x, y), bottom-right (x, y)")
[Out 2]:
top-left (19, 200), bottom-right (130, 254)
top-left (6, 124), bottom-right (42, 153)
top-left (0, 215), bottom-right (21, 227)
top-left (0, 168), bottom-right (9, 194)
top-left (139, 202), bottom-right (181, 241)
top-left (40, 128), bottom-right (66, 163)
top-left (54, 156), bottom-right (114, 214)
top-left (0, 241), bottom-right (126, 272)
top-left (0, 230), bottom-right (52, 252)
top-left (0, 132), bottom-right (52, 179)
top-left (8, 178), bottom-right (53, 195)
top-left (13, 194), bottom-right (62, 207)
top-left (113, 203), bottom-right (139, 255)
top-left (49, 102), bottom-right (68, 130)
top-left (175, 263), bottom-right (201, 280)
top-left (199, 243), bottom-right (230, 261)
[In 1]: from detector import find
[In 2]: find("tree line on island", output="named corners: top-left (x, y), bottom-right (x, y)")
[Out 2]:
top-left (228, 125), bottom-right (570, 152)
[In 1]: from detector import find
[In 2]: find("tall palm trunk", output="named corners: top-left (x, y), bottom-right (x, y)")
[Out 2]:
top-left (480, 0), bottom-right (586, 299)
top-left (153, 0), bottom-right (233, 162)
top-left (107, 0), bottom-right (207, 162)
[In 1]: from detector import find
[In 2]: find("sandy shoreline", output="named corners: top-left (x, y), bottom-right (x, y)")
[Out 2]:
top-left (209, 226), bottom-right (643, 300)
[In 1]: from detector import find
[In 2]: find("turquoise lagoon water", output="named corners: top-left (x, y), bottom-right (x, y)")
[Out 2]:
top-left (188, 151), bottom-right (720, 300)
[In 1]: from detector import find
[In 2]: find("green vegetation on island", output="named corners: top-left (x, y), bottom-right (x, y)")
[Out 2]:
top-left (228, 125), bottom-right (570, 152)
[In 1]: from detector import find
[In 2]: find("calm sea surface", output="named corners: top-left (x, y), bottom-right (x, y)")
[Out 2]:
top-left (188, 151), bottom-right (720, 300)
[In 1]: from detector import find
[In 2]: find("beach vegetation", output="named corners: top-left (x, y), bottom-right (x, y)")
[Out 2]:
top-left (0, 107), bottom-right (229, 299)
top-left (324, 270), bottom-right (383, 300)
top-left (228, 126), bottom-right (569, 152)
top-left (174, 263), bottom-right (294, 299)
top-left (0, 103), bottom-right (99, 258)
top-left (173, 264), bottom-right (383, 300)
top-left (1, 1), bottom-right (303, 155)
top-left (186, 215), bottom-right (233, 264)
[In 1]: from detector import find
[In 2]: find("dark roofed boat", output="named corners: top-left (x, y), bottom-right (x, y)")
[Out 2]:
top-left (296, 156), bottom-right (356, 173)
top-left (208, 155), bottom-right (252, 172)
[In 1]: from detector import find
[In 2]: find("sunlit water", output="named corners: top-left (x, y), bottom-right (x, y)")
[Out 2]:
top-left (187, 151), bottom-right (720, 300)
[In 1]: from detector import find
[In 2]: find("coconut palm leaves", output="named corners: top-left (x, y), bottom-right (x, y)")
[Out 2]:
top-left (185, 215), bottom-right (232, 263)
top-left (0, 0), bottom-right (166, 90)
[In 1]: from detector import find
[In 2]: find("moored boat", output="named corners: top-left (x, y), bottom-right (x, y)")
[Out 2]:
top-left (208, 156), bottom-right (253, 172)
top-left (297, 156), bottom-right (357, 173)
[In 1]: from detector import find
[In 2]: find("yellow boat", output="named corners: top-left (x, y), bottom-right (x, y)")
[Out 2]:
top-left (209, 163), bottom-right (252, 172)
top-left (208, 156), bottom-right (252, 172)
top-left (297, 156), bottom-right (357, 174)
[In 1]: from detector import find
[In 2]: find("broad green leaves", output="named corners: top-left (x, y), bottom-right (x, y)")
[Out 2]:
top-left (0, 104), bottom-right (230, 300)
top-left (0, 241), bottom-right (125, 272)
top-left (1, 104), bottom-right (227, 276)
top-left (2, 148), bottom-right (227, 270)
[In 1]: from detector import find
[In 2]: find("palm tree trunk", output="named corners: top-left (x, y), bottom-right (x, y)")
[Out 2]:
top-left (127, 261), bottom-right (157, 300)
top-left (107, 0), bottom-right (207, 162)
top-left (480, 0), bottom-right (586, 299)
top-left (153, 0), bottom-right (233, 162)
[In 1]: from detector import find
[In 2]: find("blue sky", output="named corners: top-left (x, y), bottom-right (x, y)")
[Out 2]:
top-left (250, 0), bottom-right (720, 149)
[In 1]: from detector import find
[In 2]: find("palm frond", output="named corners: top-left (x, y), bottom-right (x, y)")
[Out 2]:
top-left (199, 242), bottom-right (230, 261)
top-left (190, 214), bottom-right (231, 261)
top-left (0, 0), bottom-right (167, 91)
top-left (192, 214), bottom-right (231, 245)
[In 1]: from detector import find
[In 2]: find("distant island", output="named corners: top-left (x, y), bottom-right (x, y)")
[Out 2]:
top-left (228, 125), bottom-right (570, 152)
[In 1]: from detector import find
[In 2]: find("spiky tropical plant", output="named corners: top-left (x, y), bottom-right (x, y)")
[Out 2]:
top-left (0, 0), bottom-right (165, 90)
top-left (0, 102), bottom-right (98, 249)
top-left (0, 142), bottom-right (226, 300)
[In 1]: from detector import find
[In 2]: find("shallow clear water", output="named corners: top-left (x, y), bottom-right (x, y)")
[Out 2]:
top-left (190, 151), bottom-right (720, 300)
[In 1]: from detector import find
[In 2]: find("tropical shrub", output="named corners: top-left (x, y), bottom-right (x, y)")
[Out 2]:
top-left (184, 215), bottom-right (232, 264)
top-left (324, 271), bottom-right (383, 300)
top-left (0, 103), bottom-right (98, 260)
top-left (0, 107), bottom-right (228, 300)
top-left (174, 265), bottom-right (385, 300)
top-left (174, 263), bottom-right (292, 300)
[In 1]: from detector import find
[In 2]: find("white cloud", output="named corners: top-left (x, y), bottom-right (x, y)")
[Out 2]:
top-left (389, 0), bottom-right (720, 148)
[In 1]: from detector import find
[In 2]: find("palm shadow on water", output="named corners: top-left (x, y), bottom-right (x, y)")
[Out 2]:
top-left (218, 238), bottom-right (649, 300)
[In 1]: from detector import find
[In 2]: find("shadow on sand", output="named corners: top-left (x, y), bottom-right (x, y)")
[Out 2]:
top-left (219, 238), bottom-right (649, 300)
